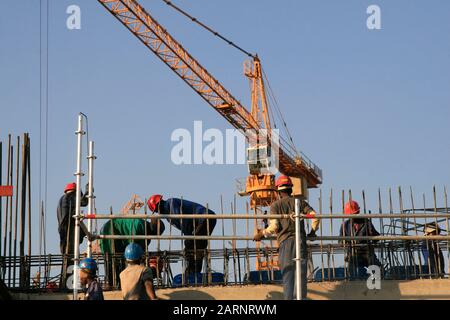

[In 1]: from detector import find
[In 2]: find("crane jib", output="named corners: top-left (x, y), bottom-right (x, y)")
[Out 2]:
top-left (97, 0), bottom-right (322, 187)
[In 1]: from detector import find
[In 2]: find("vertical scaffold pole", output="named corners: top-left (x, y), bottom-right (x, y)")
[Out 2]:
top-left (294, 197), bottom-right (302, 301)
top-left (87, 141), bottom-right (96, 257)
top-left (73, 114), bottom-right (85, 300)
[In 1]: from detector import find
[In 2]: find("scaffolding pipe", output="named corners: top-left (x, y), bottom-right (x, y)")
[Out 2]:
top-left (86, 141), bottom-right (95, 258)
top-left (294, 198), bottom-right (302, 301)
top-left (82, 213), bottom-right (450, 220)
top-left (73, 114), bottom-right (84, 300)
top-left (93, 234), bottom-right (450, 241)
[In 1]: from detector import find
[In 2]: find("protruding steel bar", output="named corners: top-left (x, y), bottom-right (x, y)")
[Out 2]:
top-left (19, 135), bottom-right (28, 287)
top-left (398, 187), bottom-right (408, 278)
top-left (7, 143), bottom-right (13, 287)
top-left (144, 200), bottom-right (149, 277)
top-left (444, 187), bottom-right (449, 275)
top-left (319, 189), bottom-right (325, 281)
top-left (245, 202), bottom-right (250, 284)
top-left (26, 134), bottom-right (32, 288)
top-left (0, 141), bottom-right (2, 280)
top-left (231, 200), bottom-right (237, 286)
top-left (433, 186), bottom-right (442, 275)
top-left (206, 203), bottom-right (212, 285)
top-left (378, 189), bottom-right (385, 270)
top-left (12, 136), bottom-right (20, 287)
top-left (2, 136), bottom-right (10, 270)
top-left (220, 195), bottom-right (227, 285)
top-left (330, 188), bottom-right (335, 280)
top-left (388, 188), bottom-right (396, 277)
top-left (423, 193), bottom-right (431, 278)
top-left (340, 190), bottom-right (347, 279)
top-left (110, 206), bottom-right (117, 289)
top-left (410, 187), bottom-right (422, 278)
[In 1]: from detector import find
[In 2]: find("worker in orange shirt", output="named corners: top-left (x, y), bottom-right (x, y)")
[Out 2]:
top-left (253, 175), bottom-right (320, 300)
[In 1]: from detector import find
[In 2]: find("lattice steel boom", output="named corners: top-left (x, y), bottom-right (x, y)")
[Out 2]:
top-left (97, 0), bottom-right (322, 187)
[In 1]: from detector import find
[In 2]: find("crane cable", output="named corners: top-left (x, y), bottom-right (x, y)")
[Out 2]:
top-left (160, 0), bottom-right (256, 58)
top-left (262, 68), bottom-right (299, 157)
top-left (161, 0), bottom-right (299, 157)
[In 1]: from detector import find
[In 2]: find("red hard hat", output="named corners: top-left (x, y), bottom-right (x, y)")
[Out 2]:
top-left (344, 200), bottom-right (360, 215)
top-left (147, 194), bottom-right (163, 212)
top-left (275, 175), bottom-right (293, 191)
top-left (64, 183), bottom-right (77, 193)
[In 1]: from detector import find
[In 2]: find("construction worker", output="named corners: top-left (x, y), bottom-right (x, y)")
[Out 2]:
top-left (99, 217), bottom-right (165, 288)
top-left (79, 258), bottom-right (104, 300)
top-left (340, 200), bottom-right (381, 278)
top-left (120, 243), bottom-right (158, 300)
top-left (253, 175), bottom-right (320, 300)
top-left (422, 222), bottom-right (445, 277)
top-left (57, 182), bottom-right (89, 255)
top-left (57, 182), bottom-right (88, 288)
top-left (147, 195), bottom-right (216, 276)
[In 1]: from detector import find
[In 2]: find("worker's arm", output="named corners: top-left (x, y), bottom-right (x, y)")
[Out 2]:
top-left (141, 267), bottom-right (158, 300)
top-left (308, 211), bottom-right (320, 232)
top-left (144, 280), bottom-right (158, 300)
top-left (302, 200), bottom-right (320, 237)
top-left (79, 183), bottom-right (92, 207)
top-left (253, 218), bottom-right (278, 241)
top-left (254, 204), bottom-right (279, 241)
top-left (262, 218), bottom-right (279, 236)
top-left (80, 192), bottom-right (89, 207)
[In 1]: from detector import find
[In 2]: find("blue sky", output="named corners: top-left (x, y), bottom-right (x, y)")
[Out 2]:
top-left (0, 0), bottom-right (449, 259)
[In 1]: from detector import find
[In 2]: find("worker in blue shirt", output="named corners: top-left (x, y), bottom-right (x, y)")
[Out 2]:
top-left (147, 195), bottom-right (216, 275)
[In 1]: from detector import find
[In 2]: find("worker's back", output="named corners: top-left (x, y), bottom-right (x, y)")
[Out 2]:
top-left (164, 198), bottom-right (215, 235)
top-left (340, 219), bottom-right (379, 244)
top-left (119, 264), bottom-right (153, 300)
top-left (270, 196), bottom-right (312, 245)
top-left (100, 219), bottom-right (164, 254)
top-left (56, 192), bottom-right (87, 253)
top-left (339, 218), bottom-right (380, 267)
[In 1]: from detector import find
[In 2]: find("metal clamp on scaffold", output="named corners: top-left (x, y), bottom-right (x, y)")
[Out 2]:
top-left (290, 212), bottom-right (316, 222)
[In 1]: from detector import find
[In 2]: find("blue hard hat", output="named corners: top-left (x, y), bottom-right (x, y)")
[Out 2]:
top-left (124, 243), bottom-right (144, 261)
top-left (79, 258), bottom-right (97, 275)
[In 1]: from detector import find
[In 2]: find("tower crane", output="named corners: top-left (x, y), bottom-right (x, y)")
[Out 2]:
top-left (97, 0), bottom-right (322, 208)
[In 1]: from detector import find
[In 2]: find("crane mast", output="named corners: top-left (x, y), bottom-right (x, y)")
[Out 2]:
top-left (98, 0), bottom-right (322, 204)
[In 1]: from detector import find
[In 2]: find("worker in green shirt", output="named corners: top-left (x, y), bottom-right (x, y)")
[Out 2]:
top-left (99, 217), bottom-right (165, 288)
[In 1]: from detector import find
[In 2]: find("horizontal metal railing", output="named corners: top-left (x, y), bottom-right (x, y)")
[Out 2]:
top-left (2, 206), bottom-right (449, 291)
